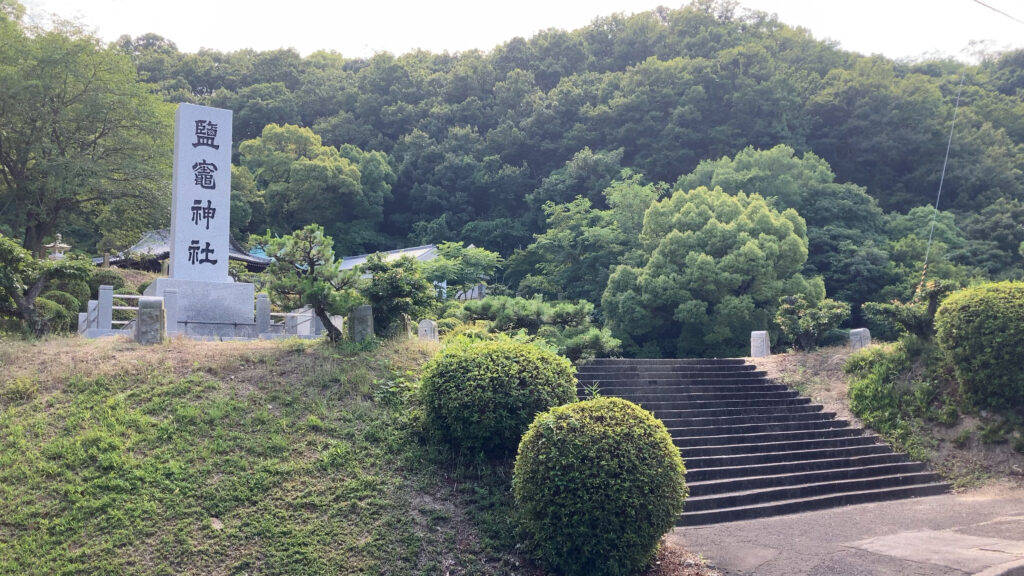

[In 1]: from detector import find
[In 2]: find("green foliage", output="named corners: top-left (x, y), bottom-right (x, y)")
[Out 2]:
top-left (978, 420), bottom-right (1010, 444)
top-left (462, 296), bottom-right (620, 360)
top-left (775, 295), bottom-right (850, 350)
top-left (239, 124), bottom-right (395, 254)
top-left (842, 336), bottom-right (964, 463)
top-left (41, 290), bottom-right (81, 319)
top-left (935, 282), bottom-right (1024, 412)
top-left (843, 341), bottom-right (935, 460)
top-left (0, 338), bottom-right (523, 574)
top-left (435, 317), bottom-right (461, 336)
top-left (88, 269), bottom-right (126, 297)
top-left (0, 234), bottom-right (91, 335)
top-left (845, 342), bottom-right (910, 430)
top-left (0, 376), bottom-right (37, 406)
top-left (253, 224), bottom-right (362, 342)
top-left (508, 174), bottom-right (659, 305)
top-left (360, 253), bottom-right (436, 338)
top-left (603, 185), bottom-right (822, 357)
top-left (513, 397), bottom-right (687, 576)
top-left (863, 280), bottom-right (954, 340)
top-left (0, 17), bottom-right (173, 254)
top-left (420, 241), bottom-right (501, 300)
top-left (420, 336), bottom-right (577, 456)
top-left (33, 297), bottom-right (74, 333)
top-left (677, 145), bottom-right (893, 309)
top-left (50, 278), bottom-right (90, 311)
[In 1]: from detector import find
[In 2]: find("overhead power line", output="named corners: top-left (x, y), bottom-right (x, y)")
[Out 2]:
top-left (970, 0), bottom-right (1024, 26)
top-left (920, 75), bottom-right (965, 288)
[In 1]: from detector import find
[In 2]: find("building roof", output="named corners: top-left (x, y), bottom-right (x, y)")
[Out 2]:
top-left (92, 229), bottom-right (272, 270)
top-left (338, 244), bottom-right (439, 271)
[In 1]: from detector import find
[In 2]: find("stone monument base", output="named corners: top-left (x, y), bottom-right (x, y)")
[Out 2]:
top-left (145, 277), bottom-right (255, 337)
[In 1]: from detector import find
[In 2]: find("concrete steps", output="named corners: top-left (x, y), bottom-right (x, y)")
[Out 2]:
top-left (576, 358), bottom-right (948, 525)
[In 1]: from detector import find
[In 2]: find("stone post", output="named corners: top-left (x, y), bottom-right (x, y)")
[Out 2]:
top-left (164, 289), bottom-right (179, 334)
top-left (285, 314), bottom-right (299, 335)
top-left (87, 300), bottom-right (97, 329)
top-left (849, 328), bottom-right (872, 351)
top-left (418, 319), bottom-right (439, 342)
top-left (98, 285), bottom-right (113, 330)
top-left (750, 331), bottom-right (770, 357)
top-left (349, 305), bottom-right (374, 342)
top-left (255, 294), bottom-right (271, 334)
top-left (78, 312), bottom-right (87, 334)
top-left (134, 297), bottom-right (166, 345)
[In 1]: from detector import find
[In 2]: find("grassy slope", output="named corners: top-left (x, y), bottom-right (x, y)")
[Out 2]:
top-left (0, 336), bottom-right (521, 575)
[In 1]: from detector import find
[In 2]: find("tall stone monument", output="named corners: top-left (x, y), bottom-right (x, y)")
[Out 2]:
top-left (145, 104), bottom-right (255, 337)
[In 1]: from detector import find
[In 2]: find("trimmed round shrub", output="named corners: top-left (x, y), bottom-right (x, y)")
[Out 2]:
top-left (88, 269), bottom-right (125, 298)
top-left (42, 290), bottom-right (81, 316)
top-left (513, 397), bottom-right (687, 576)
top-left (936, 282), bottom-right (1024, 411)
top-left (435, 316), bottom-right (461, 336)
top-left (420, 336), bottom-right (577, 456)
top-left (52, 279), bottom-right (91, 311)
top-left (35, 297), bottom-right (75, 334)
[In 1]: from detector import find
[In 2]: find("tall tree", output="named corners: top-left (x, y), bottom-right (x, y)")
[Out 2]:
top-left (239, 124), bottom-right (394, 253)
top-left (603, 186), bottom-right (823, 357)
top-left (0, 18), bottom-right (173, 254)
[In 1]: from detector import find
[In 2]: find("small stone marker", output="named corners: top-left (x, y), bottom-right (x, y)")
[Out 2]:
top-left (349, 305), bottom-right (374, 342)
top-left (418, 319), bottom-right (439, 342)
top-left (98, 285), bottom-right (113, 330)
top-left (164, 289), bottom-right (179, 334)
top-left (850, 328), bottom-right (872, 350)
top-left (135, 297), bottom-right (166, 345)
top-left (255, 294), bottom-right (271, 334)
top-left (751, 331), bottom-right (770, 357)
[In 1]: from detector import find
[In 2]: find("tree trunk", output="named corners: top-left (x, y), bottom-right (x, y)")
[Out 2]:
top-left (314, 306), bottom-right (343, 343)
top-left (23, 223), bottom-right (44, 257)
top-left (13, 277), bottom-right (48, 335)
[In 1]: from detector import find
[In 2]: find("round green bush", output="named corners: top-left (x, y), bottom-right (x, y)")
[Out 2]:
top-left (513, 397), bottom-right (687, 576)
top-left (52, 279), bottom-right (91, 311)
top-left (42, 290), bottom-right (81, 319)
top-left (88, 269), bottom-right (125, 298)
top-left (435, 316), bottom-right (461, 336)
top-left (35, 297), bottom-right (75, 334)
top-left (936, 282), bottom-right (1024, 411)
top-left (420, 336), bottom-right (577, 456)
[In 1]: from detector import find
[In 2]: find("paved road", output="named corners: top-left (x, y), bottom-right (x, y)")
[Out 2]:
top-left (670, 486), bottom-right (1024, 576)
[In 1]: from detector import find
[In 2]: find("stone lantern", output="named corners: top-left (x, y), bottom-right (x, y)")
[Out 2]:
top-left (44, 233), bottom-right (71, 260)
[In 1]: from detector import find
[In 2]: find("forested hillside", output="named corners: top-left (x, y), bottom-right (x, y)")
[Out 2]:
top-left (3, 0), bottom-right (1024, 354)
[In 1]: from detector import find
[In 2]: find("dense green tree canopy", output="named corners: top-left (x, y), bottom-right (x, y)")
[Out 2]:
top-left (6, 0), bottom-right (1024, 354)
top-left (0, 14), bottom-right (172, 254)
top-left (603, 186), bottom-right (824, 357)
top-left (676, 145), bottom-right (889, 307)
top-left (238, 124), bottom-right (394, 253)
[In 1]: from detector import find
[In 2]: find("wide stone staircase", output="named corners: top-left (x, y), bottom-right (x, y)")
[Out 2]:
top-left (576, 358), bottom-right (949, 526)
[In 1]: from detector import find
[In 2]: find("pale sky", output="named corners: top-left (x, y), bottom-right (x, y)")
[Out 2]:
top-left (20, 0), bottom-right (1024, 62)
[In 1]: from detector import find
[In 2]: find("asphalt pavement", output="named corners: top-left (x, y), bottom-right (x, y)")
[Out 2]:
top-left (670, 485), bottom-right (1024, 576)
